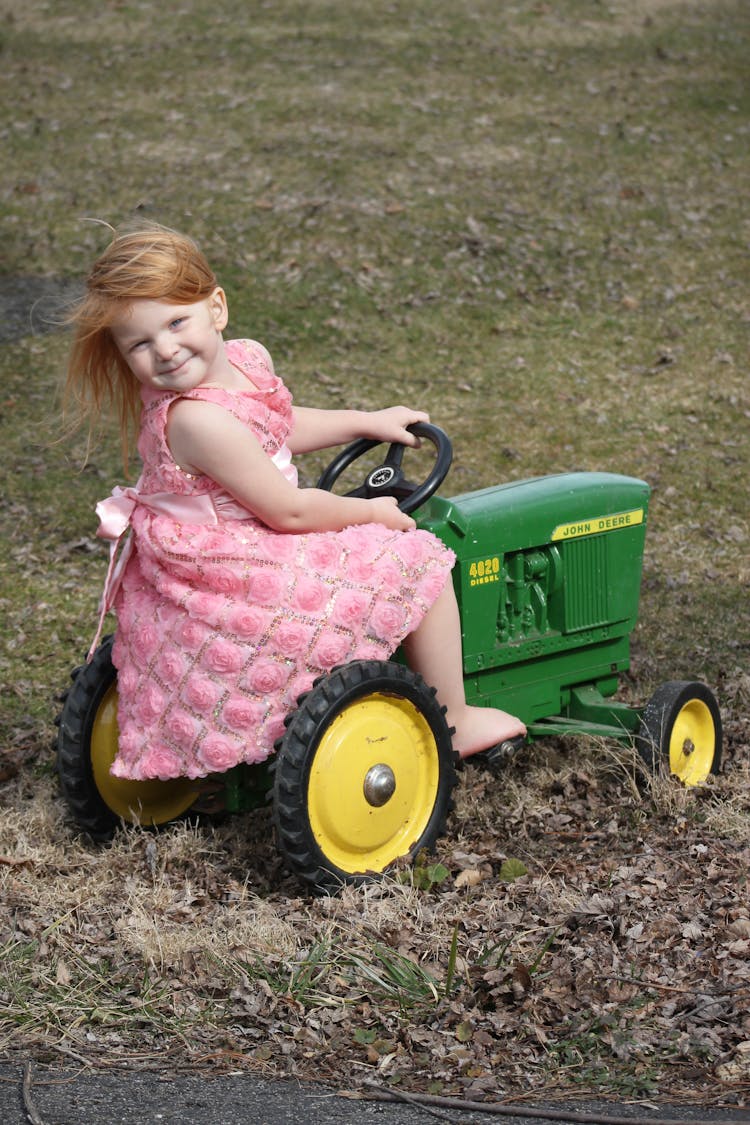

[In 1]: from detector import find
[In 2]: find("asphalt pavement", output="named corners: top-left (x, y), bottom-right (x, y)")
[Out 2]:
top-left (1, 1065), bottom-right (748, 1125)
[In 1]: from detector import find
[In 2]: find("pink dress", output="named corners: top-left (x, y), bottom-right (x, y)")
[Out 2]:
top-left (101, 339), bottom-right (455, 781)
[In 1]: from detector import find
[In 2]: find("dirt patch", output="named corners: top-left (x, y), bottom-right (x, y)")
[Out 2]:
top-left (0, 277), bottom-right (81, 343)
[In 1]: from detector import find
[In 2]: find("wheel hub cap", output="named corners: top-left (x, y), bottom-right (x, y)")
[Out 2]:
top-left (363, 763), bottom-right (396, 806)
top-left (669, 700), bottom-right (715, 785)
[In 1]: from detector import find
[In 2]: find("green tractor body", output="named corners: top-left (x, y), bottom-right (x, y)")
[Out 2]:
top-left (417, 471), bottom-right (650, 745)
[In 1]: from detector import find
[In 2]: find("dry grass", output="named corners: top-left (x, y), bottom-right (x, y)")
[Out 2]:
top-left (2, 730), bottom-right (750, 1097)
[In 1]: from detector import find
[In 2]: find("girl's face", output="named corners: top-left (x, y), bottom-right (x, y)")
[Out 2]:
top-left (110, 289), bottom-right (232, 392)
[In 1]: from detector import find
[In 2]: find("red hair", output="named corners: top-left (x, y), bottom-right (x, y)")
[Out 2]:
top-left (65, 222), bottom-right (218, 468)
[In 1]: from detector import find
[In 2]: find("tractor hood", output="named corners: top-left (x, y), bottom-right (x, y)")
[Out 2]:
top-left (418, 471), bottom-right (650, 553)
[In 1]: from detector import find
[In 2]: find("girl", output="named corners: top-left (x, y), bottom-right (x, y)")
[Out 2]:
top-left (66, 223), bottom-right (525, 782)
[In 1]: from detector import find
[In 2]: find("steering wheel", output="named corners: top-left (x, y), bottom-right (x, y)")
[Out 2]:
top-left (316, 422), bottom-right (453, 514)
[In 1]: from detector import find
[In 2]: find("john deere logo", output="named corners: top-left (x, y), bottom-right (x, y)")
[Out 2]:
top-left (552, 508), bottom-right (644, 542)
top-left (368, 466), bottom-right (396, 489)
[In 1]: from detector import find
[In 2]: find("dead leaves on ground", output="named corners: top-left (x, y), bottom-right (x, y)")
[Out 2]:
top-left (1, 730), bottom-right (749, 1106)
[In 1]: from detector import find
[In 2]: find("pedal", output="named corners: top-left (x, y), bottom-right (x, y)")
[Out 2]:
top-left (483, 735), bottom-right (526, 768)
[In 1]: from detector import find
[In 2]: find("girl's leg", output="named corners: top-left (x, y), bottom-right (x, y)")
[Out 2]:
top-left (402, 581), bottom-right (526, 758)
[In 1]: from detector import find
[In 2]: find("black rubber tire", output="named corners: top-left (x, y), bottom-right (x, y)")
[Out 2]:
top-left (56, 636), bottom-right (200, 839)
top-left (56, 636), bottom-right (121, 840)
top-left (636, 680), bottom-right (722, 785)
top-left (273, 660), bottom-right (457, 893)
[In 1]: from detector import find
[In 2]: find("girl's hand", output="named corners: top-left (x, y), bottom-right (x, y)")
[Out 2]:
top-left (363, 406), bottom-right (430, 446)
top-left (367, 496), bottom-right (417, 531)
top-left (289, 405), bottom-right (430, 454)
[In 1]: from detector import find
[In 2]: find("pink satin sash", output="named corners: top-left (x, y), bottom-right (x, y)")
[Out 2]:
top-left (88, 443), bottom-right (297, 659)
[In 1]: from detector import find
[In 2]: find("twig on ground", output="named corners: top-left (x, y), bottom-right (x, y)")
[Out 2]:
top-left (365, 1082), bottom-right (457, 1121)
top-left (49, 1042), bottom-right (94, 1068)
top-left (22, 1062), bottom-right (46, 1125)
top-left (362, 1081), bottom-right (744, 1125)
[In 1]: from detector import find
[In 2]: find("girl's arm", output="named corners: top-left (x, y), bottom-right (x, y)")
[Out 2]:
top-left (167, 399), bottom-right (415, 533)
top-left (288, 405), bottom-right (430, 454)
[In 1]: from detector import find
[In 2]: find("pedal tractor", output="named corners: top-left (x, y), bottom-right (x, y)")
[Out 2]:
top-left (57, 424), bottom-right (722, 893)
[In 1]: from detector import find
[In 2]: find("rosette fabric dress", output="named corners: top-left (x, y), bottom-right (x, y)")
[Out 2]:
top-left (98, 339), bottom-right (455, 781)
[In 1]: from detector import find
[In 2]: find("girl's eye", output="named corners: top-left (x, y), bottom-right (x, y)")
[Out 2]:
top-left (130, 340), bottom-right (149, 352)
top-left (170, 317), bottom-right (185, 329)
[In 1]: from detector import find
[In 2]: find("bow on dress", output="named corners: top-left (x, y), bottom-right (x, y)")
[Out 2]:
top-left (87, 446), bottom-right (299, 660)
top-left (89, 484), bottom-right (238, 659)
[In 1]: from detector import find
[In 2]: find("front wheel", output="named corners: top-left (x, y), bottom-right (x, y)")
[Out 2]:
top-left (636, 680), bottom-right (722, 786)
top-left (273, 661), bottom-right (457, 893)
top-left (56, 636), bottom-right (201, 839)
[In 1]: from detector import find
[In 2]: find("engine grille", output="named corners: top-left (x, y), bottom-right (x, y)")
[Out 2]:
top-left (563, 536), bottom-right (609, 631)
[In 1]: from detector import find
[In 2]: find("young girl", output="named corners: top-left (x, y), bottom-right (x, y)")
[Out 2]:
top-left (66, 223), bottom-right (525, 782)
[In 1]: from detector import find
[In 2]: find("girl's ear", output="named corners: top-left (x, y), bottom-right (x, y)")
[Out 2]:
top-left (208, 287), bottom-right (229, 331)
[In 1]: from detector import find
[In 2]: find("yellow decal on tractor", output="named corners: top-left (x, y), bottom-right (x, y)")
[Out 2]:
top-left (468, 556), bottom-right (501, 586)
top-left (551, 508), bottom-right (644, 542)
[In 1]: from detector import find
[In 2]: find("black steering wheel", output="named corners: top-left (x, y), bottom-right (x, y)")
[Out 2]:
top-left (316, 422), bottom-right (453, 515)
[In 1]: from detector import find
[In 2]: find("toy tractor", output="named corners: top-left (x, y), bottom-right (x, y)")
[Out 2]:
top-left (56, 424), bottom-right (722, 893)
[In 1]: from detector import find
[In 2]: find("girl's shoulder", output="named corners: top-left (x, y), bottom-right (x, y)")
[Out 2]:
top-left (137, 338), bottom-right (291, 452)
top-left (225, 338), bottom-right (278, 390)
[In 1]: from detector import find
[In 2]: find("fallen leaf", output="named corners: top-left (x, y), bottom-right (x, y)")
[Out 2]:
top-left (455, 868), bottom-right (484, 889)
top-left (56, 959), bottom-right (72, 986)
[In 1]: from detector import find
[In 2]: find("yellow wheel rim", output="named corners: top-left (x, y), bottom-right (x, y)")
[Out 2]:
top-left (307, 693), bottom-right (441, 875)
top-left (668, 698), bottom-right (716, 786)
top-left (91, 683), bottom-right (200, 825)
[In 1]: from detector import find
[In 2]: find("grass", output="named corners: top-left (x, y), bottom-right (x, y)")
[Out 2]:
top-left (1, 0), bottom-right (749, 1104)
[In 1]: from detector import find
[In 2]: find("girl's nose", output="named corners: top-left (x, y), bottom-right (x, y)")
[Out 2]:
top-left (155, 334), bottom-right (178, 361)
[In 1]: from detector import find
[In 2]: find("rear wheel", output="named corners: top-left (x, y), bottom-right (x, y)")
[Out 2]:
top-left (636, 680), bottom-right (722, 786)
top-left (56, 636), bottom-right (200, 839)
top-left (273, 661), bottom-right (457, 893)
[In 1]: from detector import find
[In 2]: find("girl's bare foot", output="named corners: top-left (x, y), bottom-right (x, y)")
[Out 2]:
top-left (448, 705), bottom-right (526, 760)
